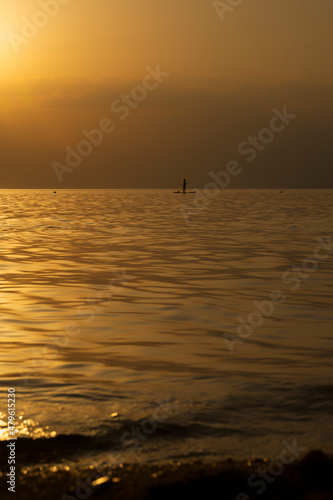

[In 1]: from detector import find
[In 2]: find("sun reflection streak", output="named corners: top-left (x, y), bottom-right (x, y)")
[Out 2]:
top-left (0, 411), bottom-right (56, 441)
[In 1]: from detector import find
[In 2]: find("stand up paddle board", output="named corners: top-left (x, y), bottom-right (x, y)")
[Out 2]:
top-left (174, 179), bottom-right (195, 193)
top-left (173, 191), bottom-right (196, 194)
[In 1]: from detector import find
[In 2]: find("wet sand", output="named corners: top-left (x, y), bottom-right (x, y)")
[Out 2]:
top-left (1, 450), bottom-right (332, 500)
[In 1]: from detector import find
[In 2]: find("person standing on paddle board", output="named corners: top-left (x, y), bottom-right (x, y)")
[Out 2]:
top-left (183, 179), bottom-right (187, 193)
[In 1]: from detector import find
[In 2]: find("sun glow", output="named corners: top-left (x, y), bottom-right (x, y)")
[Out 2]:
top-left (0, 24), bottom-right (9, 50)
top-left (0, 22), bottom-right (17, 72)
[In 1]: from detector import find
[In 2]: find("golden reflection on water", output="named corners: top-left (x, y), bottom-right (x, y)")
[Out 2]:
top-left (0, 189), bottom-right (332, 458)
top-left (0, 411), bottom-right (56, 441)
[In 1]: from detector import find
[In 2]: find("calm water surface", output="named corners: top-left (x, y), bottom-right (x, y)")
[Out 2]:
top-left (0, 189), bottom-right (332, 463)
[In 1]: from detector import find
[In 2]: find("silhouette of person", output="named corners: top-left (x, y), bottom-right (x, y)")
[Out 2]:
top-left (183, 179), bottom-right (187, 193)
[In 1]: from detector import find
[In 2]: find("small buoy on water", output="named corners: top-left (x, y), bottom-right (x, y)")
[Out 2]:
top-left (54, 191), bottom-right (56, 194)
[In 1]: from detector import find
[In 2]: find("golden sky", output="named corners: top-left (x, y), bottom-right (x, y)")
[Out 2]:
top-left (0, 0), bottom-right (332, 187)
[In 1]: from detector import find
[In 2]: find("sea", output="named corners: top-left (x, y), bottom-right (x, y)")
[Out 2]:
top-left (0, 189), bottom-right (332, 468)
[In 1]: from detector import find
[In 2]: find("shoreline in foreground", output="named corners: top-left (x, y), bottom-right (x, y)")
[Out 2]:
top-left (0, 450), bottom-right (332, 500)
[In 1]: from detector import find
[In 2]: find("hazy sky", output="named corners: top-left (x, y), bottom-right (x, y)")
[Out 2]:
top-left (0, 0), bottom-right (332, 188)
